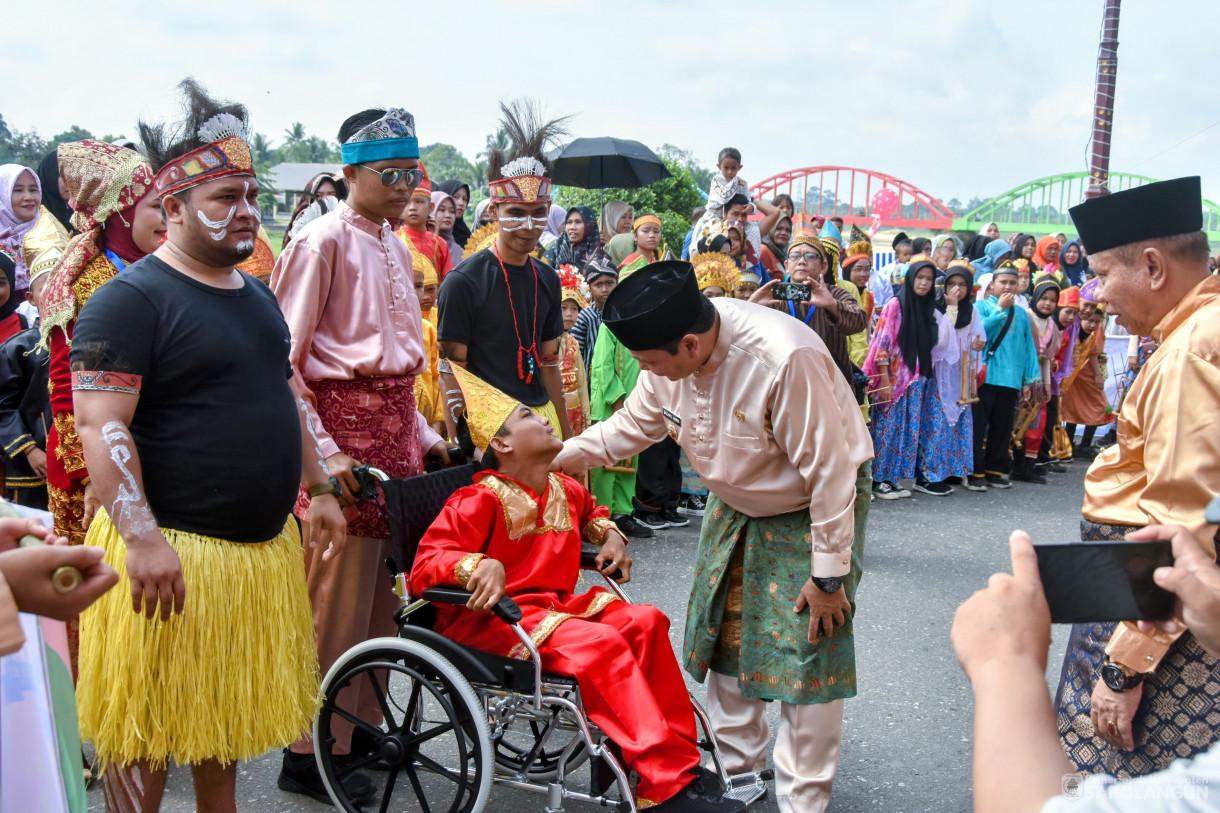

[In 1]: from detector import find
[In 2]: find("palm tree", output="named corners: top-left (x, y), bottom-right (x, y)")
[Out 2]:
top-left (251, 133), bottom-right (277, 167)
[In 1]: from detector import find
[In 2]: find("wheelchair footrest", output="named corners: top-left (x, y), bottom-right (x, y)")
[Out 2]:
top-left (724, 771), bottom-right (770, 807)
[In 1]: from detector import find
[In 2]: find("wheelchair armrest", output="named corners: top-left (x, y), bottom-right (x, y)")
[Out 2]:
top-left (579, 550), bottom-right (623, 581)
top-left (420, 587), bottom-right (524, 625)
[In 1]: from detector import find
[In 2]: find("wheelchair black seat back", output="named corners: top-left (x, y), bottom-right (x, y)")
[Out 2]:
top-left (312, 462), bottom-right (769, 813)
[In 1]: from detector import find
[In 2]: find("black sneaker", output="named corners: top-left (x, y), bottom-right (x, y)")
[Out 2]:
top-left (634, 509), bottom-right (668, 531)
top-left (278, 749), bottom-right (376, 805)
top-left (985, 473), bottom-right (1012, 489)
top-left (1043, 461), bottom-right (1067, 473)
top-left (1011, 469), bottom-right (1047, 484)
top-left (913, 480), bottom-right (954, 496)
top-left (1073, 445), bottom-right (1100, 461)
top-left (944, 476), bottom-right (965, 486)
top-left (613, 513), bottom-right (654, 539)
top-left (872, 481), bottom-right (903, 500)
top-left (661, 507), bottom-right (690, 527)
top-left (964, 475), bottom-right (988, 492)
top-left (680, 495), bottom-right (707, 516)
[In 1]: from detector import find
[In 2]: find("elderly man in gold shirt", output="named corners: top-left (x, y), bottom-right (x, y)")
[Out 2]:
top-left (1053, 176), bottom-right (1220, 779)
top-left (554, 261), bottom-right (874, 813)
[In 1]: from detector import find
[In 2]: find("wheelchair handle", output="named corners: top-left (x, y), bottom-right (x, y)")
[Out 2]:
top-left (420, 587), bottom-right (524, 625)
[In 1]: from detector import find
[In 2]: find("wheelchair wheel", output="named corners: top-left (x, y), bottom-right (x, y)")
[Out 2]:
top-left (315, 637), bottom-right (493, 813)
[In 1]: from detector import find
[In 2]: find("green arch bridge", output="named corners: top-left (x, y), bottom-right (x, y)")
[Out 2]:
top-left (953, 171), bottom-right (1220, 242)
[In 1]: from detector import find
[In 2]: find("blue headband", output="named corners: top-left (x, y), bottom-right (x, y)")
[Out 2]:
top-left (340, 136), bottom-right (420, 164)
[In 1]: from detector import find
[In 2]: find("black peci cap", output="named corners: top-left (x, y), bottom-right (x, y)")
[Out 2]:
top-left (1069, 176), bottom-right (1203, 255)
top-left (602, 260), bottom-right (706, 351)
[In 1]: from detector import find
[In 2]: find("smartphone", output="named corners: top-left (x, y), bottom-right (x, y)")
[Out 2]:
top-left (772, 282), bottom-right (811, 302)
top-left (1034, 541), bottom-right (1174, 623)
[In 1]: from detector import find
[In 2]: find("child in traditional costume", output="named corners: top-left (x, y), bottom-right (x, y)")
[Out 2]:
top-left (570, 256), bottom-right (618, 377)
top-left (557, 265), bottom-right (591, 435)
top-left (411, 247), bottom-right (444, 430)
top-left (411, 366), bottom-right (744, 813)
top-left (1059, 279), bottom-right (1114, 459)
top-left (617, 214), bottom-right (664, 274)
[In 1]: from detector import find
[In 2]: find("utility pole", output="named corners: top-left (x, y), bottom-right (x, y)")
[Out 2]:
top-left (1086, 0), bottom-right (1121, 199)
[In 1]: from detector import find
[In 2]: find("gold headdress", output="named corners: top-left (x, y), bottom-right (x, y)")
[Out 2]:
top-left (22, 208), bottom-right (70, 284)
top-left (451, 365), bottom-right (521, 454)
top-left (486, 100), bottom-right (569, 205)
top-left (407, 240), bottom-right (438, 286)
top-left (692, 251), bottom-right (740, 294)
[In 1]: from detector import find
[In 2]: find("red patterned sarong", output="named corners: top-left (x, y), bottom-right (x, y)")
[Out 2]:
top-left (295, 376), bottom-right (422, 539)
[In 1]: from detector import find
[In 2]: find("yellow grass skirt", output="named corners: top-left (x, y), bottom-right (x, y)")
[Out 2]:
top-left (76, 510), bottom-right (320, 769)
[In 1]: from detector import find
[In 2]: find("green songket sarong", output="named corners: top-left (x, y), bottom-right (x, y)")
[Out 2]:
top-left (683, 462), bottom-right (871, 704)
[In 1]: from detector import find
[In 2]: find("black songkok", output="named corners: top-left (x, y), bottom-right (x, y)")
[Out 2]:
top-left (1069, 176), bottom-right (1202, 254)
top-left (602, 261), bottom-right (707, 351)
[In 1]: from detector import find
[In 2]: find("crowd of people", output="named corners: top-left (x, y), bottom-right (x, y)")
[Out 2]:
top-left (0, 77), bottom-right (1218, 813)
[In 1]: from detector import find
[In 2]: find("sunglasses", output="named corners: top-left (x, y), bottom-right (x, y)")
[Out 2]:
top-left (358, 164), bottom-right (425, 189)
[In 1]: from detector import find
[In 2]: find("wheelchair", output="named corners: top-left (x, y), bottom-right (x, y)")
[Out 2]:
top-left (313, 461), bottom-right (771, 813)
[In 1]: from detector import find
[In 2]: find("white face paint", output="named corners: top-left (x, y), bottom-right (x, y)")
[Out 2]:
top-left (498, 215), bottom-right (548, 233)
top-left (235, 239), bottom-right (256, 252)
top-left (101, 421), bottom-right (158, 537)
top-left (197, 204), bottom-right (237, 241)
top-left (242, 180), bottom-right (262, 227)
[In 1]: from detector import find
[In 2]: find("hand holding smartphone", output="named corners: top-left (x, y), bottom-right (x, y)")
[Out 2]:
top-left (1035, 540), bottom-right (1175, 623)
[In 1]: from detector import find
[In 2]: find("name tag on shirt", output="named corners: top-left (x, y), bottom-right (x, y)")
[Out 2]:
top-left (662, 408), bottom-right (681, 427)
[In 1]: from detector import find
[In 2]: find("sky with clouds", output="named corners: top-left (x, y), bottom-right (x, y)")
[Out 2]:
top-left (4, 0), bottom-right (1218, 203)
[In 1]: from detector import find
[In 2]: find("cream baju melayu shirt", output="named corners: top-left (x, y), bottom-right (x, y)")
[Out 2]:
top-left (565, 298), bottom-right (873, 578)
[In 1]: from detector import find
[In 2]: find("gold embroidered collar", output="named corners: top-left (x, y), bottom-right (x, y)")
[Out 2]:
top-left (477, 471), bottom-right (573, 540)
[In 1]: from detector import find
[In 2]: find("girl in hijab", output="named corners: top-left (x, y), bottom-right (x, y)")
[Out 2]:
top-left (544, 206), bottom-right (601, 268)
top-left (0, 252), bottom-right (28, 343)
top-left (963, 234), bottom-right (991, 262)
top-left (864, 255), bottom-right (957, 498)
top-left (473, 198), bottom-right (494, 229)
top-left (978, 222), bottom-right (1000, 240)
top-left (282, 172), bottom-right (347, 249)
top-left (1058, 240), bottom-right (1087, 286)
top-left (436, 180), bottom-right (472, 248)
top-left (1033, 235), bottom-right (1061, 276)
top-left (430, 190), bottom-right (463, 260)
top-left (971, 238), bottom-right (1013, 278)
top-left (1011, 233), bottom-right (1037, 267)
top-left (931, 235), bottom-right (960, 271)
top-left (598, 201), bottom-right (634, 247)
top-left (930, 260), bottom-right (987, 492)
top-left (1011, 274), bottom-right (1063, 483)
top-left (760, 215), bottom-right (792, 277)
top-left (540, 203), bottom-right (567, 248)
top-left (0, 165), bottom-right (43, 295)
top-left (616, 214), bottom-right (664, 274)
top-left (37, 149), bottom-right (74, 232)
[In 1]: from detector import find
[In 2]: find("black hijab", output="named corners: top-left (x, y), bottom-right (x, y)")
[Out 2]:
top-left (963, 234), bottom-right (990, 261)
top-left (37, 150), bottom-right (74, 232)
top-left (437, 180), bottom-right (472, 248)
top-left (0, 251), bottom-right (20, 320)
top-left (910, 237), bottom-right (932, 256)
top-left (896, 258), bottom-right (938, 376)
top-left (936, 264), bottom-right (975, 330)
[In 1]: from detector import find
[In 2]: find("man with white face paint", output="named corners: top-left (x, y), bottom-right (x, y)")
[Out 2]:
top-left (67, 79), bottom-right (346, 813)
top-left (437, 100), bottom-right (574, 442)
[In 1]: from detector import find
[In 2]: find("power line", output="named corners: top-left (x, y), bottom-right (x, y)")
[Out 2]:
top-left (1130, 118), bottom-right (1220, 170)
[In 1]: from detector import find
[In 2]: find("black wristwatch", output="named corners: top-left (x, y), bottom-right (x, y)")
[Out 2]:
top-left (308, 476), bottom-right (342, 499)
top-left (1101, 659), bottom-right (1145, 693)
top-left (810, 575), bottom-right (843, 594)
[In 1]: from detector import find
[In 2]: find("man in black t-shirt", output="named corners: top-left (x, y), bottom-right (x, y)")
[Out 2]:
top-left (438, 102), bottom-right (574, 441)
top-left (68, 83), bottom-right (353, 813)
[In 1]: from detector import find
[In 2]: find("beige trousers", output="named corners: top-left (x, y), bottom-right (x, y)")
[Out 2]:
top-left (707, 672), bottom-right (845, 813)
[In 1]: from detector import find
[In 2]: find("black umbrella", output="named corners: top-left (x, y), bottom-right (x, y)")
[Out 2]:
top-left (550, 138), bottom-right (672, 200)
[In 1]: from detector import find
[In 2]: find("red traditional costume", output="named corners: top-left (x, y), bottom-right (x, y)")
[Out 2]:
top-left (41, 141), bottom-right (155, 564)
top-left (396, 164), bottom-right (454, 281)
top-left (411, 365), bottom-right (701, 807)
top-left (557, 265), bottom-right (591, 435)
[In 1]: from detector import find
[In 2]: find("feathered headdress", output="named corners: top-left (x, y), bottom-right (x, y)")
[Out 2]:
top-left (140, 78), bottom-right (255, 198)
top-left (486, 100), bottom-right (570, 205)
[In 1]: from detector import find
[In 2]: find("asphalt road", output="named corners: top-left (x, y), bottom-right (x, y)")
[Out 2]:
top-left (88, 468), bottom-right (1084, 812)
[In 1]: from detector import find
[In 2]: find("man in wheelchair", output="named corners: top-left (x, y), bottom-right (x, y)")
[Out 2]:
top-left (410, 365), bottom-right (746, 812)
